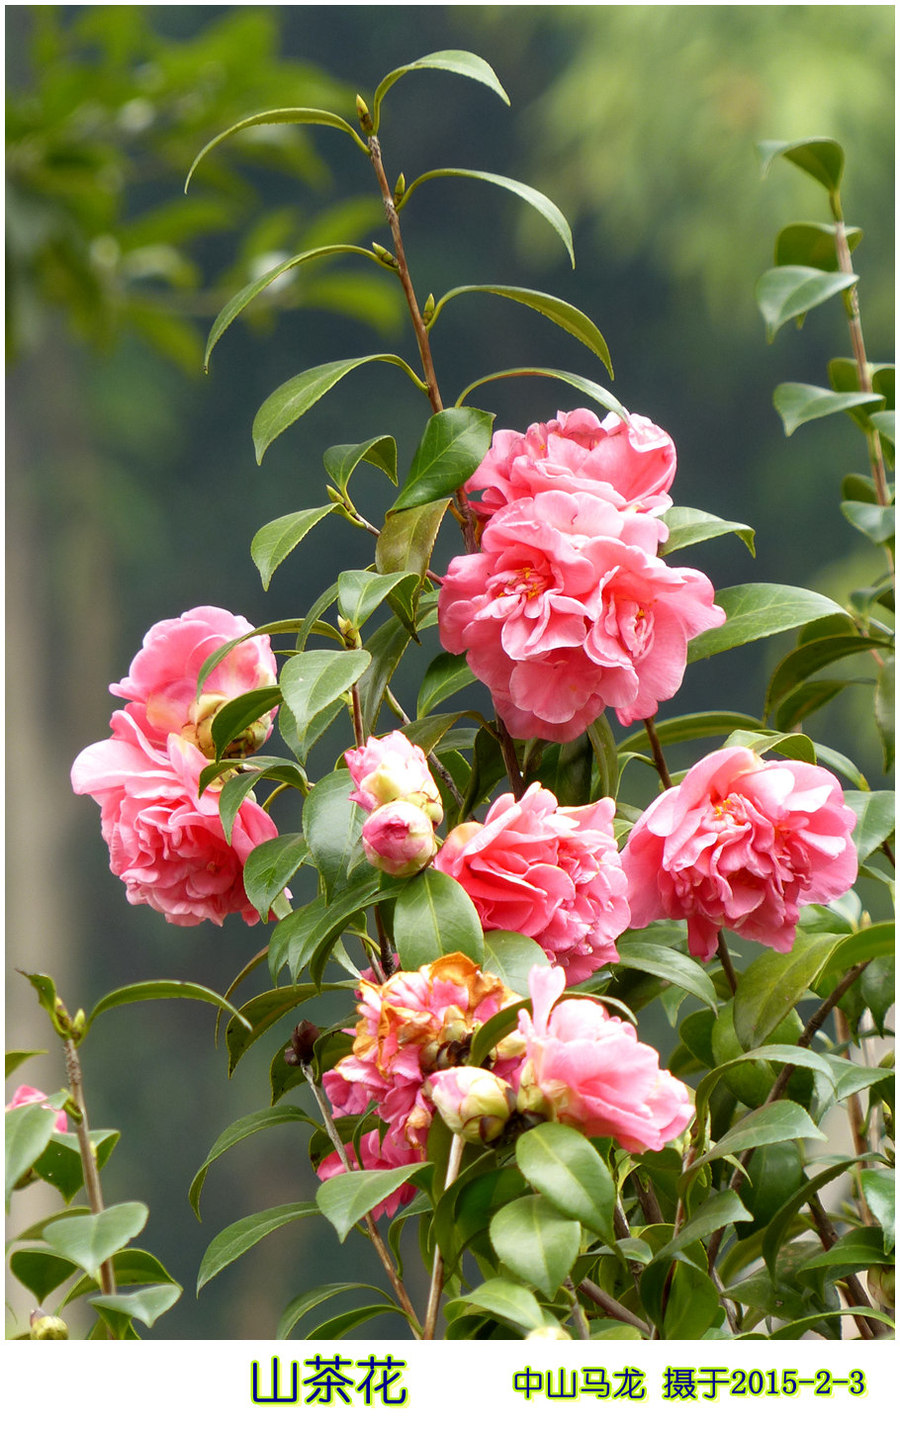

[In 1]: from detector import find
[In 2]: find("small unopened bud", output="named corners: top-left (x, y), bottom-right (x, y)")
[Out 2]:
top-left (185, 692), bottom-right (273, 760)
top-left (428, 1066), bottom-right (516, 1144)
top-left (30, 1312), bottom-right (68, 1340)
top-left (285, 1020), bottom-right (319, 1068)
top-left (337, 616), bottom-right (362, 649)
top-left (346, 731), bottom-right (443, 826)
top-left (71, 1009), bottom-right (86, 1039)
top-left (371, 242), bottom-right (399, 269)
top-left (422, 292), bottom-right (435, 325)
top-left (867, 1263), bottom-right (895, 1311)
top-left (356, 94), bottom-right (372, 133)
top-left (361, 800), bottom-right (437, 877)
top-left (525, 1325), bottom-right (571, 1341)
top-left (393, 172), bottom-right (406, 204)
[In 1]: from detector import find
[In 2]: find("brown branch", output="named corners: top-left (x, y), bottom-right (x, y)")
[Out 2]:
top-left (64, 1039), bottom-right (116, 1300)
top-left (643, 717), bottom-right (673, 789)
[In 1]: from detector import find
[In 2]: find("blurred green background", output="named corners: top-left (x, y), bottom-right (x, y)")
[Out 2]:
top-left (5, 4), bottom-right (893, 1338)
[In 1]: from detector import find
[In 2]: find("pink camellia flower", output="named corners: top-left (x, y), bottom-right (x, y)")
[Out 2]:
top-left (438, 489), bottom-right (724, 740)
top-left (427, 1065), bottom-right (517, 1144)
top-left (346, 730), bottom-right (442, 825)
top-left (465, 408), bottom-right (676, 530)
top-left (109, 606), bottom-right (278, 758)
top-left (621, 746), bottom-right (859, 961)
top-left (317, 1127), bottom-right (423, 1220)
top-left (70, 710), bottom-right (279, 926)
top-left (322, 953), bottom-right (524, 1153)
top-left (6, 1085), bottom-right (68, 1133)
top-left (361, 800), bottom-right (438, 877)
top-left (433, 783), bottom-right (629, 984)
top-left (517, 964), bottom-right (693, 1153)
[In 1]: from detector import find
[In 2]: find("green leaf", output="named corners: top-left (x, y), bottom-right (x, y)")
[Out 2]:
top-left (33, 1129), bottom-right (119, 1204)
top-left (876, 655), bottom-right (895, 772)
top-left (61, 1248), bottom-right (180, 1308)
top-left (841, 500), bottom-right (895, 546)
top-left (844, 789), bottom-right (894, 863)
top-left (457, 367), bottom-right (627, 420)
top-left (860, 1169), bottom-right (894, 1251)
top-left (820, 921), bottom-right (895, 979)
top-left (306, 1304), bottom-right (400, 1339)
top-left (6, 1050), bottom-right (47, 1078)
top-left (323, 434), bottom-right (397, 494)
top-left (733, 938), bottom-right (839, 1049)
top-left (651, 1190), bottom-right (753, 1265)
top-left (315, 1166), bottom-right (427, 1242)
top-left (773, 679), bottom-right (862, 732)
top-left (211, 759), bottom-right (307, 843)
top-left (804, 1226), bottom-right (893, 1272)
top-left (480, 931), bottom-right (548, 997)
top-left (337, 569), bottom-right (413, 629)
top-left (489, 1195), bottom-right (580, 1297)
top-left (417, 651), bottom-right (476, 717)
top-left (515, 1123), bottom-right (615, 1241)
top-left (765, 632), bottom-right (893, 716)
top-left (688, 584), bottom-right (845, 664)
top-left (757, 137), bottom-right (845, 194)
top-left (401, 168), bottom-right (573, 266)
top-left (190, 1107), bottom-right (316, 1221)
top-left (43, 1203), bottom-right (148, 1282)
top-left (392, 869), bottom-right (484, 969)
top-left (280, 649), bottom-right (370, 734)
top-left (252, 356), bottom-right (424, 463)
top-left (251, 506), bottom-right (333, 590)
top-left (689, 1102), bottom-right (826, 1176)
top-left (209, 687), bottom-right (281, 759)
top-left (372, 48), bottom-right (509, 129)
top-left (6, 1104), bottom-right (59, 1205)
top-left (756, 266), bottom-right (858, 341)
top-left (376, 497), bottom-right (448, 579)
top-left (870, 409), bottom-right (895, 443)
top-left (357, 615), bottom-right (414, 733)
top-left (241, 833), bottom-right (308, 921)
top-left (661, 506), bottom-right (755, 557)
top-left (224, 983), bottom-right (339, 1074)
top-left (773, 383), bottom-right (883, 437)
top-left (86, 980), bottom-right (250, 1031)
top-left (615, 942), bottom-right (717, 1011)
top-left (303, 769), bottom-right (365, 897)
top-left (9, 1248), bottom-right (79, 1302)
top-left (431, 285), bottom-right (613, 375)
top-left (194, 619), bottom-right (307, 695)
top-left (392, 408), bottom-right (494, 512)
top-left (617, 710), bottom-right (764, 752)
top-left (724, 727), bottom-right (817, 764)
top-left (89, 1284), bottom-right (181, 1329)
top-left (774, 222), bottom-right (862, 271)
top-left (205, 247), bottom-right (378, 369)
top-left (277, 1282), bottom-right (392, 1339)
top-left (587, 713), bottom-right (619, 799)
top-left (185, 108), bottom-right (368, 190)
top-left (197, 1203), bottom-right (318, 1292)
top-left (445, 1277), bottom-right (547, 1332)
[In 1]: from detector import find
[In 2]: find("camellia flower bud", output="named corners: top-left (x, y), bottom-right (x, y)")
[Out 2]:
top-left (346, 730), bottom-right (443, 826)
top-left (185, 692), bottom-right (272, 761)
top-left (29, 1312), bottom-right (68, 1340)
top-left (428, 1066), bottom-right (516, 1144)
top-left (361, 800), bottom-right (438, 877)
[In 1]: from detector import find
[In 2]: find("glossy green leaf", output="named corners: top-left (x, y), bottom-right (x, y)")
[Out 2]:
top-left (445, 1277), bottom-right (547, 1332)
top-left (44, 1203), bottom-right (148, 1283)
top-left (86, 980), bottom-right (250, 1031)
top-left (841, 500), bottom-right (895, 545)
top-left (765, 632), bottom-right (893, 716)
top-left (209, 687), bottom-right (281, 759)
top-left (5, 1105), bottom-right (60, 1205)
top-left (661, 506), bottom-right (755, 557)
top-left (61, 1248), bottom-right (180, 1308)
top-left (689, 1101), bottom-right (825, 1175)
top-left (197, 1202), bottom-right (318, 1291)
top-left (224, 982), bottom-right (341, 1073)
top-left (357, 614), bottom-right (413, 732)
top-left (804, 1226), bottom-right (893, 1271)
top-left (306, 1303), bottom-right (400, 1339)
top-left (724, 726), bottom-right (816, 763)
top-left (372, 49), bottom-right (509, 130)
top-left (733, 938), bottom-right (838, 1050)
top-left (761, 1157), bottom-right (871, 1275)
top-left (860, 1169), bottom-right (894, 1251)
top-left (89, 1284), bottom-right (181, 1328)
top-left (212, 759), bottom-right (307, 844)
top-left (615, 942), bottom-right (717, 1011)
top-left (194, 619), bottom-right (307, 696)
top-left (323, 434), bottom-right (397, 493)
top-left (303, 769), bottom-right (365, 896)
top-left (774, 222), bottom-right (862, 271)
top-left (242, 833), bottom-right (307, 920)
top-left (617, 710), bottom-right (764, 752)
top-left (489, 1195), bottom-right (580, 1297)
top-left (651, 1190), bottom-right (752, 1265)
top-left (282, 873), bottom-right (391, 986)
top-left (773, 383), bottom-right (883, 437)
top-left (401, 169), bottom-right (573, 266)
top-left (870, 409), bottom-right (895, 443)
top-left (393, 869), bottom-right (484, 969)
top-left (376, 497), bottom-right (449, 579)
top-left (205, 246), bottom-right (378, 369)
top-left (251, 506), bottom-right (333, 590)
top-left (820, 921), bottom-right (895, 979)
top-left (456, 366), bottom-right (627, 420)
top-left (33, 1129), bottom-right (119, 1204)
top-left (185, 108), bottom-right (368, 191)
top-left (316, 1166), bottom-right (427, 1242)
top-left (688, 584), bottom-right (844, 663)
top-left (277, 1281), bottom-right (392, 1340)
top-left (431, 285), bottom-right (612, 375)
top-left (9, 1247), bottom-right (78, 1302)
top-left (875, 654), bottom-right (894, 772)
top-left (5, 1050), bottom-right (47, 1078)
top-left (480, 931), bottom-right (548, 996)
top-left (417, 651), bottom-right (476, 717)
top-left (467, 1001), bottom-right (528, 1071)
top-left (587, 713), bottom-right (619, 799)
top-left (756, 266), bottom-right (857, 341)
top-left (773, 679), bottom-right (860, 732)
top-left (337, 569), bottom-right (413, 629)
top-left (515, 1123), bottom-right (615, 1241)
top-left (758, 137), bottom-right (844, 194)
top-left (280, 649), bottom-right (370, 734)
top-left (252, 356), bottom-right (424, 463)
top-left (190, 1107), bottom-right (316, 1220)
top-left (843, 789), bottom-right (894, 863)
top-left (392, 408), bottom-right (494, 511)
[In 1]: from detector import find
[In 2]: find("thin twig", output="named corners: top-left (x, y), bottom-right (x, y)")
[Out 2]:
top-left (643, 717), bottom-right (673, 789)
top-left (64, 1039), bottom-right (116, 1300)
top-left (564, 1278), bottom-right (591, 1339)
top-left (423, 1134), bottom-right (465, 1339)
top-left (578, 1278), bottom-right (651, 1335)
top-left (496, 716), bottom-right (526, 799)
top-left (716, 930), bottom-right (738, 995)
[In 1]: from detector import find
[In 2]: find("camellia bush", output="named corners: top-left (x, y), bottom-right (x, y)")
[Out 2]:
top-left (6, 52), bottom-right (894, 1342)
